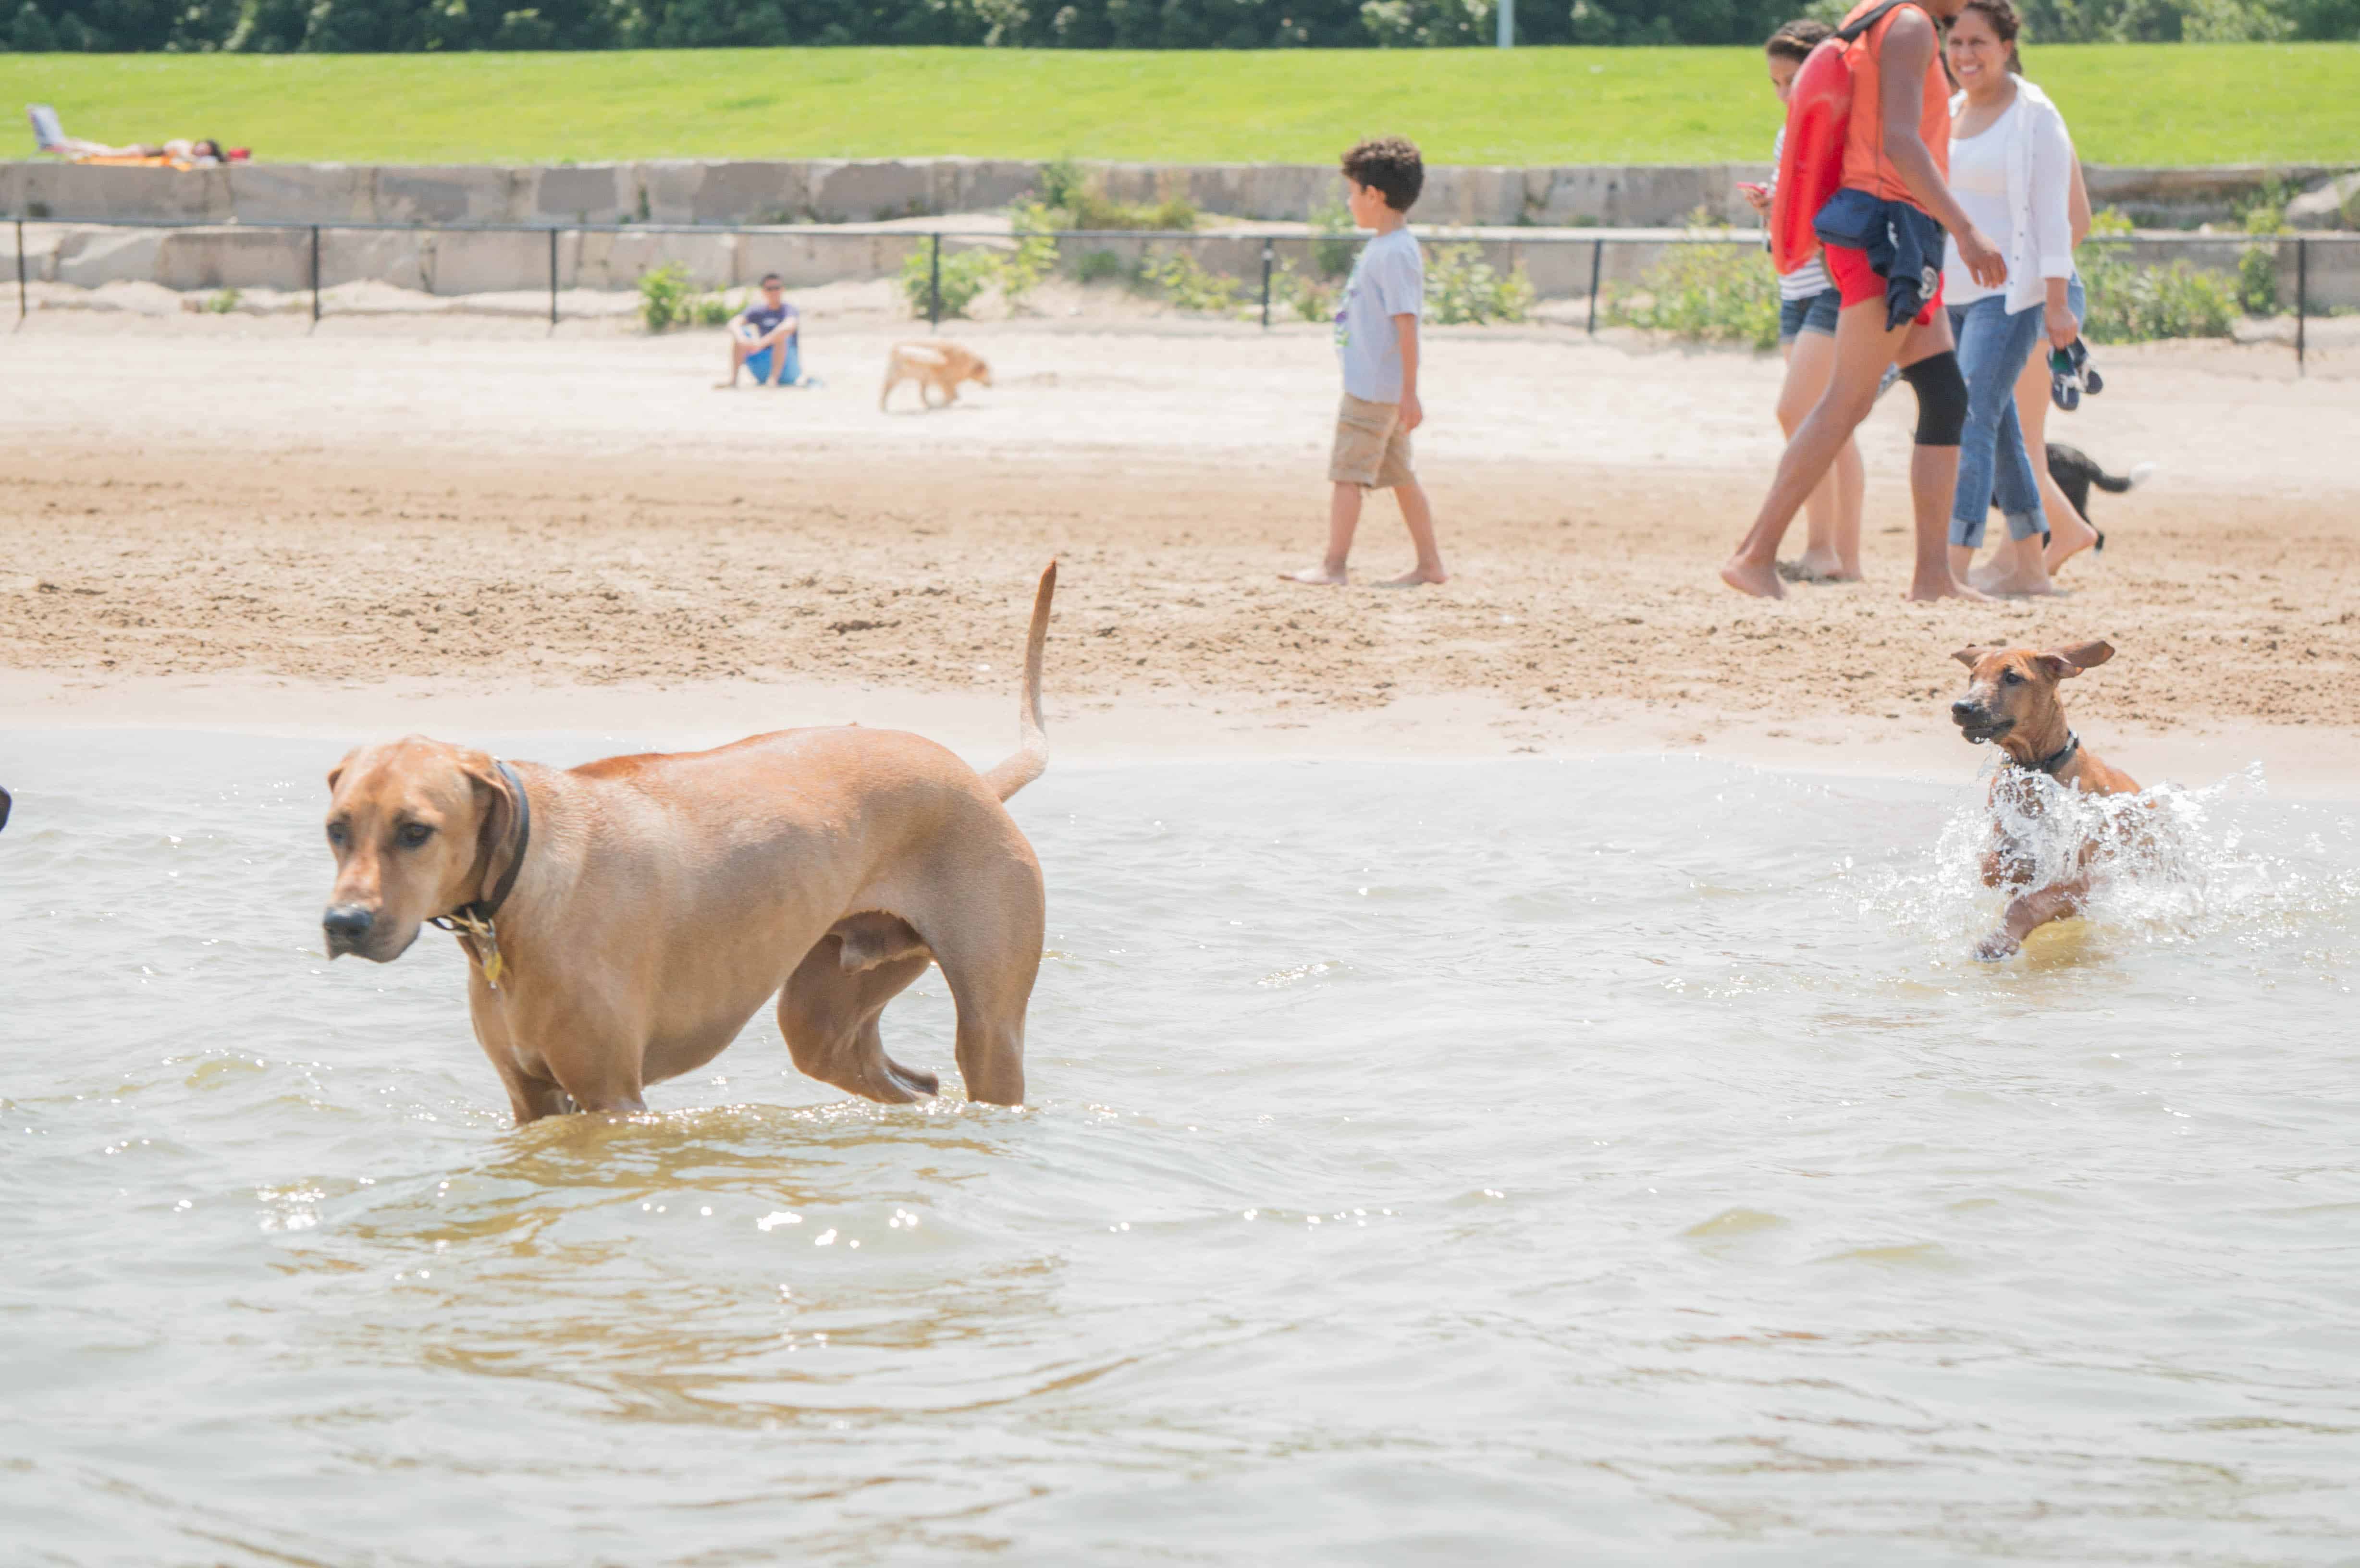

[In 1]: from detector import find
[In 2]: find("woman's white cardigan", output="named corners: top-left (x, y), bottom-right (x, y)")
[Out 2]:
top-left (1948, 78), bottom-right (2077, 316)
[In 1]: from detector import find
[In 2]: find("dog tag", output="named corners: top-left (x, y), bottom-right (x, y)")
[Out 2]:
top-left (480, 941), bottom-right (505, 990)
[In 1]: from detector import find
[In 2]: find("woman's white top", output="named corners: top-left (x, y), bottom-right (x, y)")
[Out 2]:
top-left (1941, 78), bottom-right (2077, 315)
top-left (1769, 126), bottom-right (1832, 301)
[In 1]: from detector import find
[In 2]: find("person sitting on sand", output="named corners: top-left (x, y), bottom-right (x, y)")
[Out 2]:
top-left (1281, 136), bottom-right (1448, 589)
top-left (719, 274), bottom-right (802, 388)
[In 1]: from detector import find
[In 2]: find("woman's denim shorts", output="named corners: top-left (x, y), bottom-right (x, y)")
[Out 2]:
top-left (1778, 286), bottom-right (1843, 345)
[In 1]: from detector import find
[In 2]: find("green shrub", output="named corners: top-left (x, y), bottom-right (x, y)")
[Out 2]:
top-left (1075, 248), bottom-right (1129, 284)
top-left (897, 243), bottom-right (1000, 319)
top-left (2236, 198), bottom-right (2287, 315)
top-left (1309, 199), bottom-right (1359, 280)
top-left (637, 263), bottom-right (694, 330)
top-left (693, 289), bottom-right (741, 328)
top-left (1000, 200), bottom-right (1063, 306)
top-left (1424, 241), bottom-right (1536, 325)
top-left (2078, 209), bottom-right (2237, 341)
top-left (202, 287), bottom-right (242, 314)
top-left (1274, 257), bottom-right (1338, 323)
top-left (1602, 233), bottom-right (1779, 350)
top-left (1038, 158), bottom-right (1089, 211)
top-left (638, 264), bottom-right (739, 331)
top-left (1140, 250), bottom-right (1245, 314)
top-left (1026, 166), bottom-right (1199, 233)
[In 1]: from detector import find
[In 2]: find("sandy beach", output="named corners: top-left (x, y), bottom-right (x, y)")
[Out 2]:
top-left (5, 311), bottom-right (2357, 791)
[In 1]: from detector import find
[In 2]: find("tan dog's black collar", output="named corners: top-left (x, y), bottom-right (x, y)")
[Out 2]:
top-left (428, 760), bottom-right (531, 989)
top-left (2010, 731), bottom-right (2080, 778)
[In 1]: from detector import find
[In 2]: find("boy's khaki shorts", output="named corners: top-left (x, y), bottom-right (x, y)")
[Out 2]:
top-left (1328, 393), bottom-right (1415, 490)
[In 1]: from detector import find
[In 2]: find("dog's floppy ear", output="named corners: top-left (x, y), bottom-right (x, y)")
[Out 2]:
top-left (325, 748), bottom-right (357, 794)
top-left (2037, 639), bottom-right (2114, 680)
top-left (457, 750), bottom-right (523, 879)
top-left (1952, 646), bottom-right (1992, 669)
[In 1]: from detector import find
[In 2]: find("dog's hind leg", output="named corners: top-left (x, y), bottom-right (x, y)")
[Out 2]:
top-left (920, 875), bottom-right (1043, 1109)
top-left (778, 928), bottom-right (939, 1103)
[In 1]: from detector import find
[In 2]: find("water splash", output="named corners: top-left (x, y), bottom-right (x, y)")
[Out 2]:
top-left (1861, 761), bottom-right (2360, 957)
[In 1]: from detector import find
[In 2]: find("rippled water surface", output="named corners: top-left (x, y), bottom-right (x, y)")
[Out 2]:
top-left (4, 732), bottom-right (2358, 1566)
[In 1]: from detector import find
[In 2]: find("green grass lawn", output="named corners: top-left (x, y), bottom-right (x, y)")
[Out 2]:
top-left (6, 45), bottom-right (2356, 168)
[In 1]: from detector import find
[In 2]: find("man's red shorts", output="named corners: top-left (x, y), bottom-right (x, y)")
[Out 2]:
top-left (1823, 242), bottom-right (1943, 328)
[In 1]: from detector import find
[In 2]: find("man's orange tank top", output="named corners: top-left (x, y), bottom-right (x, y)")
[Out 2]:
top-left (1839, 0), bottom-right (1950, 208)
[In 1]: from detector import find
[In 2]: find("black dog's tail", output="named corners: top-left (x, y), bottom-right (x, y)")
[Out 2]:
top-left (2091, 461), bottom-right (2156, 495)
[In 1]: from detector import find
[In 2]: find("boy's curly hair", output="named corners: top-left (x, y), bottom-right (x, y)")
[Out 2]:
top-left (1340, 136), bottom-right (1424, 214)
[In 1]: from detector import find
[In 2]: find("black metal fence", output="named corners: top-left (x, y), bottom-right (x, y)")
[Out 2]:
top-left (11, 214), bottom-right (2351, 372)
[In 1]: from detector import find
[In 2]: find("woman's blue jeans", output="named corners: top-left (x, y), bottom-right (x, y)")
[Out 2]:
top-left (1945, 294), bottom-right (2046, 549)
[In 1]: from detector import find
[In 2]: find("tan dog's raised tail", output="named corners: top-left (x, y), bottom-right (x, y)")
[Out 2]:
top-left (1950, 639), bottom-right (2140, 961)
top-left (881, 340), bottom-right (991, 412)
top-left (320, 563), bottom-right (1057, 1123)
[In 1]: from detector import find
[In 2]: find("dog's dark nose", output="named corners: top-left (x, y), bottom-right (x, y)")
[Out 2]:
top-left (322, 904), bottom-right (375, 947)
top-left (1951, 700), bottom-right (1980, 724)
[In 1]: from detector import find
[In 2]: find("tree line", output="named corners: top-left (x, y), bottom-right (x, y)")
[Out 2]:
top-left (4, 0), bottom-right (2348, 54)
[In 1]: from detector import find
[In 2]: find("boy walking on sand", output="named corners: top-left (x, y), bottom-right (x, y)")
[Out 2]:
top-left (1282, 137), bottom-right (1448, 588)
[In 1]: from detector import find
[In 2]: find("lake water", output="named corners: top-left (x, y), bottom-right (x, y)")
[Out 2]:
top-left (3, 731), bottom-right (2357, 1567)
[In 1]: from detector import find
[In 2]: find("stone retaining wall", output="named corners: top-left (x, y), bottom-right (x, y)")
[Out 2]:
top-left (7, 157), bottom-right (2349, 232)
top-left (14, 219), bottom-right (2357, 313)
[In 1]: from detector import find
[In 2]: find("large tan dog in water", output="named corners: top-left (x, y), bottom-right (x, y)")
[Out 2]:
top-left (1950, 639), bottom-right (2140, 962)
top-left (320, 564), bottom-right (1057, 1123)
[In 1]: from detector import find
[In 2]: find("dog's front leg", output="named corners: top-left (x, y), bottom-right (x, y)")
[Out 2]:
top-left (1974, 876), bottom-right (2090, 962)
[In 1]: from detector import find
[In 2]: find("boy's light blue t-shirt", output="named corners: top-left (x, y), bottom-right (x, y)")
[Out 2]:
top-left (1332, 226), bottom-right (1424, 404)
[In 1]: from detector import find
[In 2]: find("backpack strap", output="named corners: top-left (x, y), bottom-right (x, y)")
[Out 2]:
top-left (1835, 0), bottom-right (1914, 41)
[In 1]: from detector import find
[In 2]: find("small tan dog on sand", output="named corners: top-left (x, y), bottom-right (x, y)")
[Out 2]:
top-left (881, 340), bottom-right (992, 411)
top-left (1950, 639), bottom-right (2141, 962)
top-left (319, 564), bottom-right (1057, 1124)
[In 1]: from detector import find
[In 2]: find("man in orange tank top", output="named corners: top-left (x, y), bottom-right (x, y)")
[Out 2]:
top-left (1722, 0), bottom-right (2008, 603)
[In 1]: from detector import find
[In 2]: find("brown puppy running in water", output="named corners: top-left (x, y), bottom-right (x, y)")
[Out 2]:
top-left (1950, 639), bottom-right (2140, 962)
top-left (320, 564), bottom-right (1057, 1124)
top-left (880, 340), bottom-right (992, 412)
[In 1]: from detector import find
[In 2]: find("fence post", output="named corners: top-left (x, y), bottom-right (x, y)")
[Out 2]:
top-left (2295, 236), bottom-right (2307, 376)
top-left (309, 224), bottom-right (320, 328)
top-left (15, 218), bottom-right (24, 323)
top-left (548, 228), bottom-right (560, 331)
top-left (1586, 238), bottom-right (1603, 336)
top-left (928, 233), bottom-right (942, 329)
top-left (1260, 239), bottom-right (1274, 330)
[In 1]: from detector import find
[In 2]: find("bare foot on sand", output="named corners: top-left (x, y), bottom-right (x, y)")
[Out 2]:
top-left (1904, 575), bottom-right (1991, 603)
top-left (1967, 562), bottom-right (2059, 597)
top-left (1375, 564), bottom-right (1449, 588)
top-left (1788, 549), bottom-right (1862, 584)
top-left (1721, 556), bottom-right (1787, 600)
top-left (1281, 564), bottom-right (1349, 586)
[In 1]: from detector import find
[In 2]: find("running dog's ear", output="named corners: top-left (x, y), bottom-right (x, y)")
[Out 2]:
top-left (2038, 640), bottom-right (2114, 680)
top-left (325, 748), bottom-right (357, 795)
top-left (1952, 646), bottom-right (1993, 669)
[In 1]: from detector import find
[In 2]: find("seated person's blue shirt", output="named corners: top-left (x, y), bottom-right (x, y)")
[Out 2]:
top-left (740, 301), bottom-right (797, 335)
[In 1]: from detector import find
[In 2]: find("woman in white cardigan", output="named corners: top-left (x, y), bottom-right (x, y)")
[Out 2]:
top-left (1937, 0), bottom-right (2080, 591)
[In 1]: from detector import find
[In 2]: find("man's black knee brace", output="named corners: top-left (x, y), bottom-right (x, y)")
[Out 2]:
top-left (1901, 351), bottom-right (1968, 447)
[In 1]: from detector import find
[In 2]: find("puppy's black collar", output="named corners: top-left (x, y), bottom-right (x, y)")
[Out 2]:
top-left (2009, 731), bottom-right (2080, 777)
top-left (429, 760), bottom-right (531, 989)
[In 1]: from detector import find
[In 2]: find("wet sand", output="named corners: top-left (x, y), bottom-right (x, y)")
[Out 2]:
top-left (5, 316), bottom-right (2357, 790)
